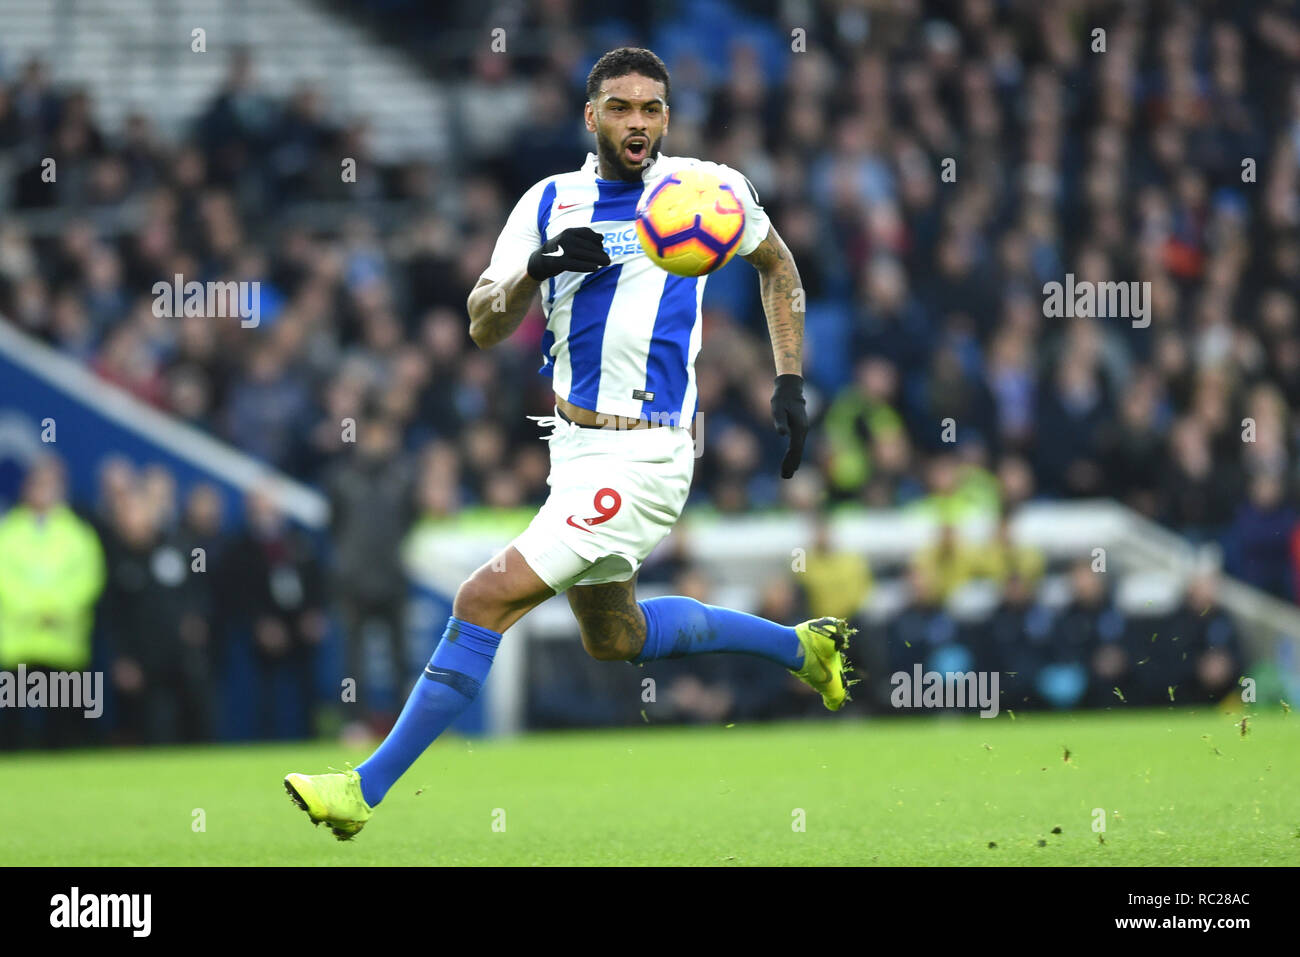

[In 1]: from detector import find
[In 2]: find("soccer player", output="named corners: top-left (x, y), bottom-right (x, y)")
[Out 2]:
top-left (285, 47), bottom-right (854, 839)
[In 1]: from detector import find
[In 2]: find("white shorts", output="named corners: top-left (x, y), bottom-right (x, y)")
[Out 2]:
top-left (512, 409), bottom-right (695, 593)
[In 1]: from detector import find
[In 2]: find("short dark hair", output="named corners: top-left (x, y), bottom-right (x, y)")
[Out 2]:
top-left (586, 47), bottom-right (670, 104)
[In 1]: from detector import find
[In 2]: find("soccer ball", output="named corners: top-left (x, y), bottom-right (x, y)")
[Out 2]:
top-left (635, 168), bottom-right (746, 277)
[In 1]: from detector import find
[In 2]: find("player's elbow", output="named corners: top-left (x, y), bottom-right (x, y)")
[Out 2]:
top-left (467, 319), bottom-right (495, 350)
top-left (466, 295), bottom-right (493, 349)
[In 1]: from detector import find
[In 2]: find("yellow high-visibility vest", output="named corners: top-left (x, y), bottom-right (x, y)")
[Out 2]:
top-left (0, 504), bottom-right (106, 671)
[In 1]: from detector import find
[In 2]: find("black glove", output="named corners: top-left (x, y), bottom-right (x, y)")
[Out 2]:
top-left (770, 373), bottom-right (808, 479)
top-left (526, 227), bottom-right (611, 281)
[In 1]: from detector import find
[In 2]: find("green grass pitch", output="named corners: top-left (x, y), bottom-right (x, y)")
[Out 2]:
top-left (2, 707), bottom-right (1297, 865)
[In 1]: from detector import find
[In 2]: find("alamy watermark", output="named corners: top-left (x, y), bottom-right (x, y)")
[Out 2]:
top-left (50, 887), bottom-right (151, 937)
top-left (152, 274), bottom-right (261, 328)
top-left (890, 665), bottom-right (1000, 718)
top-left (1043, 273), bottom-right (1150, 328)
top-left (0, 665), bottom-right (103, 718)
top-left (589, 409), bottom-right (705, 457)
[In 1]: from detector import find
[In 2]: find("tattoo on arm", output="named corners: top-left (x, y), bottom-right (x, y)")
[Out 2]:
top-left (744, 230), bottom-right (804, 376)
top-left (744, 233), bottom-right (787, 271)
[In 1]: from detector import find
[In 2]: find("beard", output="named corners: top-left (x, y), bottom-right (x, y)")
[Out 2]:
top-left (595, 129), bottom-right (663, 181)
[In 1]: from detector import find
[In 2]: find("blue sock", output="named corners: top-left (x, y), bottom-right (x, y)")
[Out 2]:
top-left (633, 596), bottom-right (803, 669)
top-left (356, 617), bottom-right (500, 807)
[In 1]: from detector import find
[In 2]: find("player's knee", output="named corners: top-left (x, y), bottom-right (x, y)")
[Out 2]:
top-left (453, 573), bottom-right (506, 631)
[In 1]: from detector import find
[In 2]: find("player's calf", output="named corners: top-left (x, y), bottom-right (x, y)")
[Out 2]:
top-left (579, 622), bottom-right (645, 661)
top-left (567, 579), bottom-right (648, 661)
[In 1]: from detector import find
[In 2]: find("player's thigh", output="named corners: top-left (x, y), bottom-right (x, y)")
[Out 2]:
top-left (454, 545), bottom-right (557, 633)
top-left (566, 574), bottom-right (645, 659)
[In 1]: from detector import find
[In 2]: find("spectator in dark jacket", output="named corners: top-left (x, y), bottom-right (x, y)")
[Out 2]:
top-left (1033, 354), bottom-right (1112, 497)
top-left (195, 49), bottom-right (275, 187)
top-left (1051, 560), bottom-right (1124, 709)
top-left (1130, 573), bottom-right (1241, 706)
top-left (102, 485), bottom-right (213, 744)
top-left (974, 572), bottom-right (1047, 710)
top-left (1161, 416), bottom-right (1239, 537)
top-left (1226, 475), bottom-right (1297, 601)
top-left (221, 484), bottom-right (327, 739)
top-left (1180, 574), bottom-right (1243, 704)
top-left (324, 414), bottom-right (417, 728)
top-left (850, 256), bottom-right (932, 383)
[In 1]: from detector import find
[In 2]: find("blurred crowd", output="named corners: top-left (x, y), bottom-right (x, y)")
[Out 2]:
top-left (878, 538), bottom-right (1243, 713)
top-left (1, 0), bottom-right (1296, 742)
top-left (0, 452), bottom-right (335, 748)
top-left (0, 447), bottom-right (1246, 746)
top-left (531, 515), bottom-right (1244, 727)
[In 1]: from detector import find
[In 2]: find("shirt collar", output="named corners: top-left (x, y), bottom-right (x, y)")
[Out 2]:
top-left (582, 151), bottom-right (663, 181)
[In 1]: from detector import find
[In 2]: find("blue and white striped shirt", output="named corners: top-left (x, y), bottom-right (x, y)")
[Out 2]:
top-left (482, 152), bottom-right (770, 427)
